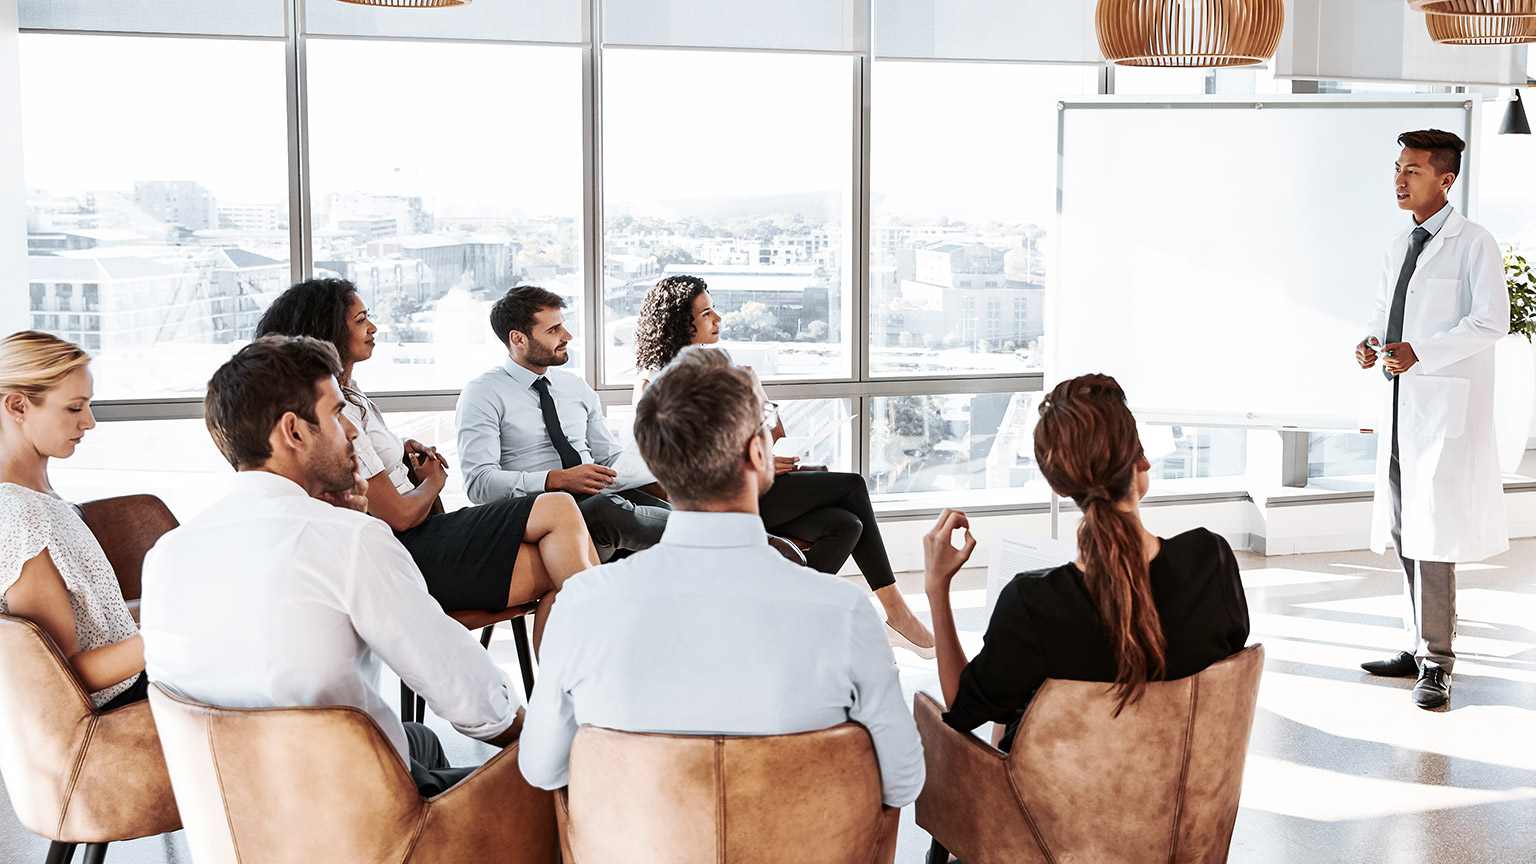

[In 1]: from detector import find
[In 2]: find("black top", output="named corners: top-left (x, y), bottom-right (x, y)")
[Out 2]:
top-left (944, 528), bottom-right (1250, 738)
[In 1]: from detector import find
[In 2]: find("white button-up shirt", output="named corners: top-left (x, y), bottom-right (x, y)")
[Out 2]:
top-left (518, 510), bottom-right (925, 807)
top-left (140, 471), bottom-right (518, 763)
top-left (455, 358), bottom-right (624, 504)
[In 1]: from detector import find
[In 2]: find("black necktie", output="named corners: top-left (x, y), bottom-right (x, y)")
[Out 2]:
top-left (531, 377), bottom-right (582, 470)
top-left (1382, 226), bottom-right (1433, 381)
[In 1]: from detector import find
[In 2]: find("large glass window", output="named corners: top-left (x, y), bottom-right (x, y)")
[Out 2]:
top-left (19, 34), bottom-right (290, 400)
top-left (869, 391), bottom-right (1047, 505)
top-left (869, 63), bottom-right (1095, 377)
top-left (306, 40), bottom-right (586, 390)
top-left (601, 49), bottom-right (855, 385)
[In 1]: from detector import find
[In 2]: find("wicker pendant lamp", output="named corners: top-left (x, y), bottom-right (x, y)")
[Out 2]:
top-left (1426, 11), bottom-right (1536, 42)
top-left (335, 0), bottom-right (470, 7)
top-left (1096, 0), bottom-right (1285, 67)
top-left (1409, 1), bottom-right (1536, 14)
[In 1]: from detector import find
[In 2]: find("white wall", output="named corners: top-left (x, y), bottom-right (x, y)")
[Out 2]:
top-left (1, 0), bottom-right (25, 334)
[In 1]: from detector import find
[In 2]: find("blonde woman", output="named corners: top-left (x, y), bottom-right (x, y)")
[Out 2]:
top-left (0, 332), bottom-right (145, 709)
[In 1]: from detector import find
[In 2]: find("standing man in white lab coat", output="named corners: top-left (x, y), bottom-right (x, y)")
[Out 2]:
top-left (1354, 129), bottom-right (1509, 709)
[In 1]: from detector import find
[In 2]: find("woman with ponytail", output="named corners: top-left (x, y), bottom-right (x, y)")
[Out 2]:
top-left (923, 374), bottom-right (1249, 748)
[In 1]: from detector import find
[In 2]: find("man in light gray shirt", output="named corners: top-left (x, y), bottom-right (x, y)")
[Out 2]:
top-left (519, 345), bottom-right (924, 807)
top-left (456, 285), bottom-right (669, 558)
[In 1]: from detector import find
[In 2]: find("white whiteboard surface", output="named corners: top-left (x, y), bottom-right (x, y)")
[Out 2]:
top-left (1052, 95), bottom-right (1477, 431)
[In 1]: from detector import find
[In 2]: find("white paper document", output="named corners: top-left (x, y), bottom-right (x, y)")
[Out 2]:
top-left (773, 413), bottom-right (858, 459)
top-left (607, 446), bottom-right (658, 492)
top-left (985, 530), bottom-right (1077, 618)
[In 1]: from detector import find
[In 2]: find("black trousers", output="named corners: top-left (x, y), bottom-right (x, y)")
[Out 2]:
top-left (758, 471), bottom-right (896, 590)
top-left (404, 721), bottom-right (476, 797)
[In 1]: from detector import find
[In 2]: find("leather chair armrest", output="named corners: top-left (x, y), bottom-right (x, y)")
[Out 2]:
top-left (414, 742), bottom-right (558, 864)
top-left (873, 805), bottom-right (901, 864)
top-left (63, 699), bottom-right (181, 841)
top-left (555, 788), bottom-right (574, 864)
top-left (912, 692), bottom-right (1044, 864)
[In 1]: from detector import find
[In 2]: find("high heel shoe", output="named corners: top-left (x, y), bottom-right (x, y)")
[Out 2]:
top-left (886, 622), bottom-right (937, 660)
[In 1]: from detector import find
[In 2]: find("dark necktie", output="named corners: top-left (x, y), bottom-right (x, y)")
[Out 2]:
top-left (1382, 226), bottom-right (1433, 381)
top-left (531, 377), bottom-right (582, 470)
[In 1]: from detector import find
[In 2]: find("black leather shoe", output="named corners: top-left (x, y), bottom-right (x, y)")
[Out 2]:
top-left (1361, 651), bottom-right (1418, 677)
top-left (1412, 666), bottom-right (1451, 709)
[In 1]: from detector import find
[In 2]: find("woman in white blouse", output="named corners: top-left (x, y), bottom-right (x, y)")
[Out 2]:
top-left (0, 331), bottom-right (145, 709)
top-left (256, 279), bottom-right (598, 648)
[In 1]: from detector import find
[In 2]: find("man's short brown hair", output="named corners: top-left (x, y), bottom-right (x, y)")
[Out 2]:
top-left (1398, 129), bottom-right (1465, 178)
top-left (634, 346), bottom-right (762, 505)
top-left (490, 285), bottom-right (568, 348)
top-left (205, 335), bottom-right (343, 469)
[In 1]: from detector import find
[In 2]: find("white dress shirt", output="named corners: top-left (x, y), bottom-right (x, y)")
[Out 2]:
top-left (140, 471), bottom-right (518, 763)
top-left (518, 510), bottom-right (925, 807)
top-left (344, 380), bottom-right (412, 495)
top-left (456, 358), bottom-right (624, 504)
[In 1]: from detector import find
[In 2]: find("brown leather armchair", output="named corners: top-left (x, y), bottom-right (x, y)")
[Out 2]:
top-left (559, 723), bottom-right (901, 864)
top-left (0, 615), bottom-right (180, 864)
top-left (148, 683), bottom-right (559, 864)
top-left (915, 644), bottom-right (1265, 864)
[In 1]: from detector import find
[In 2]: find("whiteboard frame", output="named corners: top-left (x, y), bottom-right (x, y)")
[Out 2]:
top-left (1052, 94), bottom-right (1480, 431)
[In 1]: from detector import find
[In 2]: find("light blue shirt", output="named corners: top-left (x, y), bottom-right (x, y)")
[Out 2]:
top-left (1414, 201), bottom-right (1453, 242)
top-left (518, 510), bottom-right (926, 807)
top-left (455, 358), bottom-right (624, 503)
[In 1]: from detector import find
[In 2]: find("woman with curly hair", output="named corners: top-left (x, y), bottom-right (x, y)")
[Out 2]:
top-left (256, 278), bottom-right (599, 648)
top-left (632, 275), bottom-right (935, 656)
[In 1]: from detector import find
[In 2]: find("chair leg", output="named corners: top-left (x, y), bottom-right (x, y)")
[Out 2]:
top-left (400, 679), bottom-right (417, 724)
top-left (479, 623), bottom-right (495, 649)
top-left (510, 614), bottom-right (536, 697)
top-left (926, 839), bottom-right (950, 864)
top-left (79, 844), bottom-right (108, 864)
top-left (43, 841), bottom-right (77, 864)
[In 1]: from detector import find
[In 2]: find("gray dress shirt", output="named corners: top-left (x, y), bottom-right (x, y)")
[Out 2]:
top-left (518, 510), bottom-right (926, 807)
top-left (455, 358), bottom-right (624, 504)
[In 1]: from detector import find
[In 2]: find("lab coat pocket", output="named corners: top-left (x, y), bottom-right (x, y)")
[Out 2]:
top-left (1402, 375), bottom-right (1469, 440)
top-left (1419, 278), bottom-right (1463, 324)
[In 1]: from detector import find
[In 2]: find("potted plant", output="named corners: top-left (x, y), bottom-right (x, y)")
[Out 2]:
top-left (1495, 247), bottom-right (1536, 473)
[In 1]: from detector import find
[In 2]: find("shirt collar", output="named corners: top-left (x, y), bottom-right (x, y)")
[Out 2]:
top-left (231, 470), bottom-right (310, 498)
top-left (659, 510), bottom-right (769, 548)
top-left (501, 357), bottom-right (544, 390)
top-left (1415, 202), bottom-right (1453, 238)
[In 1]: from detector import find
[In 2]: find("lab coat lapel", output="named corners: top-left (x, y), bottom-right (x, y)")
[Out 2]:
top-left (1413, 210), bottom-right (1463, 275)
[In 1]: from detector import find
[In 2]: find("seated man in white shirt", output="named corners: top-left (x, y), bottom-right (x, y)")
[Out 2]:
top-left (141, 335), bottom-right (521, 796)
top-left (518, 345), bottom-right (925, 808)
top-left (456, 285), bottom-right (670, 560)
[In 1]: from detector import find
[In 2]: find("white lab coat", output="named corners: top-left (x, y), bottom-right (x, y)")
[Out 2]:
top-left (1366, 210), bottom-right (1509, 563)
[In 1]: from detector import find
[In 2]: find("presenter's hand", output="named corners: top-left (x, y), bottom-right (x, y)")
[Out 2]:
top-left (1382, 342), bottom-right (1418, 375)
top-left (923, 509), bottom-right (976, 596)
top-left (1356, 337), bottom-right (1380, 369)
top-left (548, 464), bottom-right (617, 495)
top-left (773, 455), bottom-right (800, 475)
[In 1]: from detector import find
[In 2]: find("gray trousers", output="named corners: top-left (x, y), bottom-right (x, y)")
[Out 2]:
top-left (578, 487), bottom-right (670, 560)
top-left (1390, 385), bottom-right (1457, 673)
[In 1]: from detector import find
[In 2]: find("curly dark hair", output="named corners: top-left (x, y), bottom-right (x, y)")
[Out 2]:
top-left (255, 278), bottom-right (359, 366)
top-left (634, 275), bottom-right (710, 372)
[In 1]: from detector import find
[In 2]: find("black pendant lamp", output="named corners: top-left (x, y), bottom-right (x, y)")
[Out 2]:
top-left (1502, 89), bottom-right (1532, 134)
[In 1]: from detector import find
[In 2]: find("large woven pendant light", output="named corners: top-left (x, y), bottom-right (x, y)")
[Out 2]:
top-left (1426, 11), bottom-right (1536, 42)
top-left (1409, 1), bottom-right (1536, 14)
top-left (1096, 0), bottom-right (1286, 67)
top-left (335, 0), bottom-right (470, 7)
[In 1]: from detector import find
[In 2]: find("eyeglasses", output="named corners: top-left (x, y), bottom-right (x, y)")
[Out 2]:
top-left (761, 401), bottom-right (780, 431)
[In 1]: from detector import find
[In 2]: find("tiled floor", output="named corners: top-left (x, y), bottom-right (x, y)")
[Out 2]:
top-left (2, 538), bottom-right (1533, 863)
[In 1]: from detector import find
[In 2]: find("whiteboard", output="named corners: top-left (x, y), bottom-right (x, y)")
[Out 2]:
top-left (1051, 95), bottom-right (1477, 430)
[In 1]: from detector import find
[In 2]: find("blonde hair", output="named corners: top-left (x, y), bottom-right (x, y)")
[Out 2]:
top-left (0, 331), bottom-right (92, 405)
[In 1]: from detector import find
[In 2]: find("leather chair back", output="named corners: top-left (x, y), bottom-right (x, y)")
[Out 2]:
top-left (566, 723), bottom-right (899, 864)
top-left (916, 644), bottom-right (1264, 864)
top-left (78, 494), bottom-right (178, 603)
top-left (0, 614), bottom-right (179, 843)
top-left (149, 684), bottom-right (557, 864)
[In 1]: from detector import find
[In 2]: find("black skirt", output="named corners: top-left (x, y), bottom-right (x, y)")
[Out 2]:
top-left (394, 494), bottom-right (539, 613)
